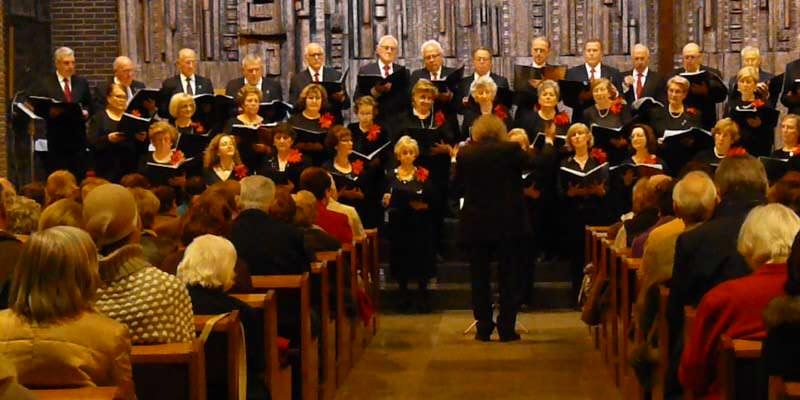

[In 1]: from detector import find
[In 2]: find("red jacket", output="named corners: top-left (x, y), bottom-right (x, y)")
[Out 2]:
top-left (679, 263), bottom-right (787, 399)
top-left (315, 201), bottom-right (352, 244)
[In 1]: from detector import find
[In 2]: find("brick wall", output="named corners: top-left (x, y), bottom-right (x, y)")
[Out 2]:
top-left (50, 0), bottom-right (119, 88)
top-left (0, 0), bottom-right (7, 178)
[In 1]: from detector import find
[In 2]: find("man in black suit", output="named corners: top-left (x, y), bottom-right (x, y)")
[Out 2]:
top-left (618, 44), bottom-right (666, 106)
top-left (29, 46), bottom-right (93, 179)
top-left (226, 53), bottom-right (283, 102)
top-left (454, 115), bottom-right (555, 342)
top-left (93, 56), bottom-right (147, 112)
top-left (513, 36), bottom-right (556, 122)
top-left (456, 46), bottom-right (510, 114)
top-left (564, 39), bottom-right (620, 124)
top-left (354, 35), bottom-right (410, 124)
top-left (410, 40), bottom-right (459, 115)
top-left (726, 46), bottom-right (776, 105)
top-left (158, 48), bottom-right (214, 118)
top-left (289, 43), bottom-right (350, 123)
top-left (665, 155), bottom-right (766, 397)
top-left (781, 52), bottom-right (800, 114)
top-left (670, 42), bottom-right (728, 130)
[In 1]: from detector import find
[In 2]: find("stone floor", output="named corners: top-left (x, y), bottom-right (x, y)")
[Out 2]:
top-left (334, 310), bottom-right (622, 400)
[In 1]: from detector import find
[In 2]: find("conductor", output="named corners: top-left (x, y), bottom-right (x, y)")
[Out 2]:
top-left (454, 114), bottom-right (555, 341)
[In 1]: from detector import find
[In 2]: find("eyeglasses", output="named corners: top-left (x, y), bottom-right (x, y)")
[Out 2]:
top-left (424, 53), bottom-right (442, 60)
top-left (307, 52), bottom-right (324, 58)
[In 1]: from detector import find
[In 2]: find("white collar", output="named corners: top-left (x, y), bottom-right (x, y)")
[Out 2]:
top-left (532, 62), bottom-right (546, 69)
top-left (473, 72), bottom-right (491, 81)
top-left (245, 77), bottom-right (263, 88)
top-left (378, 60), bottom-right (394, 73)
top-left (308, 67), bottom-right (324, 80)
top-left (633, 67), bottom-right (649, 78)
top-left (180, 73), bottom-right (195, 82)
top-left (56, 71), bottom-right (70, 83)
top-left (585, 63), bottom-right (602, 75)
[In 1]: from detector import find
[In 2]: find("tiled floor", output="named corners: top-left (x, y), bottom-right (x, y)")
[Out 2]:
top-left (334, 311), bottom-right (622, 400)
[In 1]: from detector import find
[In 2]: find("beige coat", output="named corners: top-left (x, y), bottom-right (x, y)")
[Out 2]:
top-left (0, 310), bottom-right (135, 399)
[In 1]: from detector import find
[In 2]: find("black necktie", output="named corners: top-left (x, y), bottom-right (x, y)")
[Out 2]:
top-left (185, 77), bottom-right (193, 95)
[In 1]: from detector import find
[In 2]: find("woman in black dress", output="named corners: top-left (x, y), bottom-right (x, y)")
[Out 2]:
top-left (774, 114), bottom-right (800, 158)
top-left (202, 133), bottom-right (248, 185)
top-left (558, 123), bottom-right (610, 302)
top-left (138, 121), bottom-right (187, 188)
top-left (459, 76), bottom-right (511, 142)
top-left (382, 135), bottom-right (436, 313)
top-left (513, 80), bottom-right (570, 153)
top-left (693, 118), bottom-right (745, 169)
top-left (610, 124), bottom-right (669, 218)
top-left (223, 85), bottom-right (272, 172)
top-left (724, 67), bottom-right (779, 156)
top-left (347, 96), bottom-right (390, 228)
top-left (647, 75), bottom-right (705, 174)
top-left (289, 83), bottom-right (334, 166)
top-left (259, 123), bottom-right (310, 190)
top-left (584, 78), bottom-right (632, 165)
top-left (322, 125), bottom-right (367, 217)
top-left (89, 83), bottom-right (146, 182)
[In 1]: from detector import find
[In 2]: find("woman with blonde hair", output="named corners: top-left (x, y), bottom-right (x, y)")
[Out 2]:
top-left (724, 66), bottom-right (779, 156)
top-left (694, 118), bottom-right (743, 168)
top-left (773, 114), bottom-right (800, 158)
top-left (0, 226), bottom-right (134, 399)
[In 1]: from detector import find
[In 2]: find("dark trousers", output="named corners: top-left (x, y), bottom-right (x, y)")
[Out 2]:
top-left (468, 240), bottom-right (523, 336)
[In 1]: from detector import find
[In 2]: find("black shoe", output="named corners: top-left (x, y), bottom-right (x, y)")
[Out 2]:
top-left (499, 332), bottom-right (521, 342)
top-left (474, 332), bottom-right (491, 342)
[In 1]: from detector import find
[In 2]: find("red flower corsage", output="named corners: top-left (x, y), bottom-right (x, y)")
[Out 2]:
top-left (727, 147), bottom-right (748, 157)
top-left (191, 121), bottom-right (205, 134)
top-left (590, 148), bottom-right (608, 164)
top-left (319, 113), bottom-right (335, 129)
top-left (366, 124), bottom-right (381, 142)
top-left (610, 99), bottom-right (624, 115)
top-left (686, 107), bottom-right (698, 116)
top-left (287, 149), bottom-right (303, 164)
top-left (493, 104), bottom-right (508, 120)
top-left (645, 155), bottom-right (658, 164)
top-left (131, 109), bottom-right (142, 117)
top-left (434, 111), bottom-right (446, 128)
top-left (751, 99), bottom-right (766, 109)
top-left (170, 150), bottom-right (185, 166)
top-left (415, 167), bottom-right (430, 182)
top-left (554, 112), bottom-right (570, 127)
top-left (352, 159), bottom-right (365, 175)
top-left (234, 164), bottom-right (249, 179)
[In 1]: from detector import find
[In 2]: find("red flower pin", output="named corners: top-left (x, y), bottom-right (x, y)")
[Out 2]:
top-left (234, 164), bottom-right (249, 179)
top-left (170, 150), bottom-right (185, 166)
top-left (610, 99), bottom-right (624, 115)
top-left (352, 159), bottom-right (365, 176)
top-left (727, 147), bottom-right (748, 157)
top-left (493, 104), bottom-right (508, 120)
top-left (686, 107), bottom-right (698, 116)
top-left (751, 99), bottom-right (766, 109)
top-left (434, 111), bottom-right (446, 128)
top-left (415, 167), bottom-right (430, 182)
top-left (319, 113), bottom-right (335, 129)
top-left (590, 148), bottom-right (608, 164)
top-left (366, 124), bottom-right (381, 142)
top-left (287, 149), bottom-right (303, 164)
top-left (554, 112), bottom-right (570, 127)
top-left (645, 155), bottom-right (658, 164)
top-left (131, 109), bottom-right (142, 118)
top-left (191, 122), bottom-right (205, 134)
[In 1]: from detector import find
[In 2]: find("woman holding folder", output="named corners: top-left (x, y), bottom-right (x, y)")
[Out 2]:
top-left (724, 67), bottom-right (779, 157)
top-left (202, 133), bottom-right (248, 185)
top-left (347, 96), bottom-right (390, 228)
top-left (89, 83), bottom-right (147, 182)
top-left (323, 126), bottom-right (368, 212)
top-left (259, 123), bottom-right (310, 190)
top-left (223, 85), bottom-right (272, 172)
top-left (138, 121), bottom-right (187, 188)
top-left (459, 76), bottom-right (511, 142)
top-left (513, 80), bottom-right (569, 153)
top-left (647, 76), bottom-right (705, 174)
top-left (584, 78), bottom-right (632, 166)
top-left (289, 83), bottom-right (334, 166)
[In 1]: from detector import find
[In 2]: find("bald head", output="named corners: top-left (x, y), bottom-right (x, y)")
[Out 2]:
top-left (113, 56), bottom-right (136, 87)
top-left (673, 171), bottom-right (717, 224)
top-left (631, 44), bottom-right (650, 72)
top-left (682, 43), bottom-right (702, 72)
top-left (177, 48), bottom-right (198, 77)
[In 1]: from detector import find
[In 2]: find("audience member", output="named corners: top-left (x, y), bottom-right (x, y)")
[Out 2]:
top-left (19, 182), bottom-right (44, 208)
top-left (630, 178), bottom-right (676, 257)
top-left (0, 186), bottom-right (22, 310)
top-left (0, 226), bottom-right (134, 399)
top-left (119, 173), bottom-right (150, 189)
top-left (129, 187), bottom-right (177, 266)
top-left (38, 198), bottom-right (83, 230)
top-left (5, 197), bottom-right (41, 237)
top-left (298, 167), bottom-right (353, 244)
top-left (327, 174), bottom-right (366, 241)
top-left (45, 170), bottom-right (79, 206)
top-left (79, 176), bottom-right (109, 202)
top-left (768, 171), bottom-right (800, 214)
top-left (0, 180), bottom-right (14, 209)
top-left (763, 231), bottom-right (800, 382)
top-left (83, 184), bottom-right (194, 344)
top-left (293, 190), bottom-right (341, 253)
top-left (151, 185), bottom-right (181, 240)
top-left (0, 355), bottom-right (35, 400)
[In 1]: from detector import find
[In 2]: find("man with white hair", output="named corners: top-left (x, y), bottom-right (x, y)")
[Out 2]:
top-left (289, 43), bottom-right (350, 123)
top-left (618, 44), bottom-right (666, 105)
top-left (157, 48), bottom-right (214, 117)
top-left (670, 42), bottom-right (728, 130)
top-left (727, 46), bottom-right (776, 106)
top-left (30, 47), bottom-right (94, 179)
top-left (410, 40), bottom-right (459, 115)
top-left (354, 35), bottom-right (410, 123)
top-left (225, 53), bottom-right (283, 102)
top-left (93, 56), bottom-right (146, 112)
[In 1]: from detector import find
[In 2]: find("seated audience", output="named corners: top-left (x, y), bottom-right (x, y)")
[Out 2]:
top-left (83, 184), bottom-right (194, 344)
top-left (298, 167), bottom-right (353, 244)
top-left (176, 234), bottom-right (267, 399)
top-left (327, 174), bottom-right (366, 241)
top-left (768, 171), bottom-right (800, 214)
top-left (45, 170), bottom-right (79, 206)
top-left (38, 198), bottom-right (83, 231)
top-left (0, 186), bottom-right (22, 310)
top-left (5, 197), bottom-right (41, 237)
top-left (129, 187), bottom-right (177, 266)
top-left (763, 231), bottom-right (800, 382)
top-left (0, 180), bottom-right (15, 209)
top-left (630, 179), bottom-right (676, 257)
top-left (119, 173), bottom-right (150, 189)
top-left (0, 355), bottom-right (35, 400)
top-left (20, 182), bottom-right (44, 208)
top-left (0, 226), bottom-right (134, 399)
top-left (79, 176), bottom-right (110, 202)
top-left (269, 187), bottom-right (297, 224)
top-left (151, 185), bottom-right (181, 240)
top-left (680, 204), bottom-right (800, 398)
top-left (613, 176), bottom-right (665, 249)
top-left (293, 190), bottom-right (341, 253)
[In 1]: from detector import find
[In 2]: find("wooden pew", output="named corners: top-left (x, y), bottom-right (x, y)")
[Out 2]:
top-left (345, 239), bottom-right (368, 362)
top-left (718, 336), bottom-right (763, 400)
top-left (652, 285), bottom-right (671, 400)
top-left (780, 381), bottom-right (800, 400)
top-left (310, 261), bottom-right (336, 400)
top-left (193, 311), bottom-right (245, 400)
top-left (231, 291), bottom-right (292, 400)
top-left (31, 387), bottom-right (118, 399)
top-left (250, 273), bottom-right (319, 400)
top-left (585, 226), bottom-right (610, 350)
top-left (365, 228), bottom-right (380, 335)
top-left (317, 249), bottom-right (351, 387)
top-left (619, 256), bottom-right (641, 396)
top-left (131, 339), bottom-right (207, 400)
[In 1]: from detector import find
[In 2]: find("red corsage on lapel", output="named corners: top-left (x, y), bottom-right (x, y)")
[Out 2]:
top-left (493, 104), bottom-right (508, 120)
top-left (590, 148), bottom-right (608, 164)
top-left (366, 124), bottom-right (381, 142)
top-left (351, 159), bottom-right (365, 176)
top-left (686, 107), bottom-right (699, 116)
top-left (727, 147), bottom-right (748, 157)
top-left (287, 149), bottom-right (303, 164)
top-left (415, 167), bottom-right (430, 182)
top-left (319, 113), bottom-right (335, 129)
top-left (234, 164), bottom-right (249, 179)
top-left (610, 99), bottom-right (624, 115)
top-left (131, 109), bottom-right (142, 117)
top-left (434, 111), bottom-right (446, 128)
top-left (170, 150), bottom-right (185, 166)
top-left (191, 122), bottom-right (206, 135)
top-left (751, 99), bottom-right (766, 109)
top-left (554, 112), bottom-right (570, 127)
top-left (645, 155), bottom-right (658, 164)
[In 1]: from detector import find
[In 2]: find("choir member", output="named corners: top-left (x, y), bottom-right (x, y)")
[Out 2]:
top-left (514, 36), bottom-right (555, 122)
top-left (93, 56), bottom-right (147, 112)
top-left (564, 39), bottom-right (620, 124)
top-left (773, 114), bottom-right (800, 158)
top-left (457, 47), bottom-right (510, 114)
top-left (88, 83), bottom-right (146, 182)
top-left (223, 85), bottom-right (272, 171)
top-left (671, 43), bottom-right (728, 130)
top-left (322, 125), bottom-right (367, 218)
top-left (610, 124), bottom-right (668, 218)
top-left (203, 133), bottom-right (248, 185)
top-left (346, 96), bottom-right (389, 228)
top-left (618, 44), bottom-right (667, 105)
top-left (225, 53), bottom-right (282, 102)
top-left (647, 76), bottom-right (704, 173)
top-left (169, 93), bottom-right (202, 136)
top-left (259, 123), bottom-right (310, 190)
top-left (781, 54), bottom-right (800, 115)
top-left (410, 40), bottom-right (459, 115)
top-left (289, 83), bottom-right (335, 166)
top-left (584, 78), bottom-right (631, 165)
top-left (514, 79), bottom-right (571, 150)
top-left (354, 35), bottom-right (410, 124)
top-left (157, 48), bottom-right (213, 118)
top-left (382, 135), bottom-right (437, 313)
top-left (724, 66), bottom-right (779, 156)
top-left (290, 43), bottom-right (350, 124)
top-left (459, 76), bottom-right (511, 142)
top-left (558, 123), bottom-right (610, 302)
top-left (727, 46), bottom-right (776, 106)
top-left (30, 46), bottom-right (93, 179)
top-left (694, 118), bottom-right (744, 167)
top-left (138, 121), bottom-right (186, 188)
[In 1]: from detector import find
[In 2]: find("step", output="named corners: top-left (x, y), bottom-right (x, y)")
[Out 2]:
top-left (379, 281), bottom-right (575, 311)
